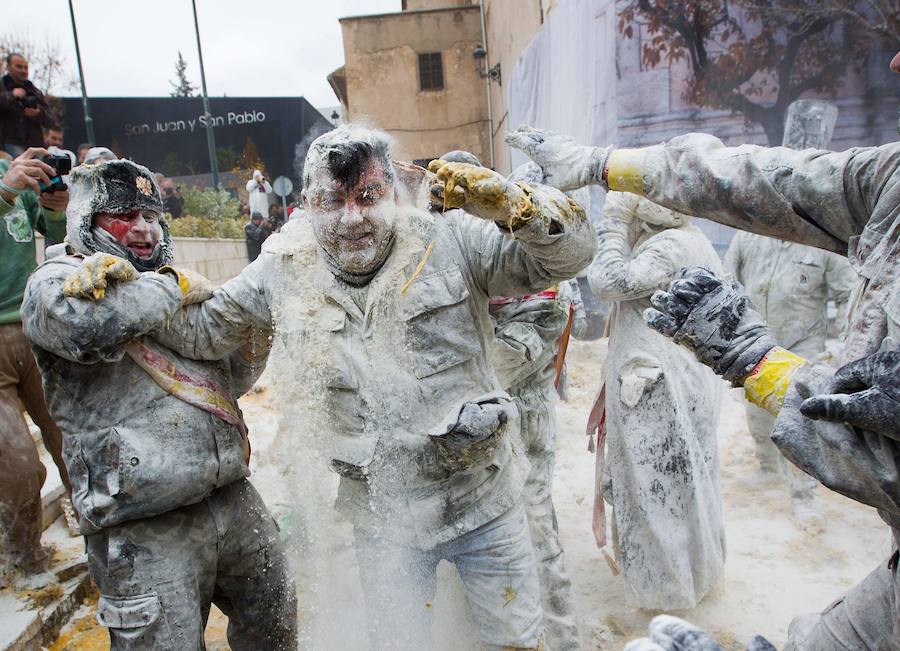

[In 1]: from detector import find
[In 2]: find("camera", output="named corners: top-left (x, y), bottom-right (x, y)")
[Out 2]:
top-left (39, 154), bottom-right (72, 193)
top-left (22, 95), bottom-right (39, 109)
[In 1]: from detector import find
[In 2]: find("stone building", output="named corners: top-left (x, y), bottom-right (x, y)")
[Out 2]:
top-left (329, 0), bottom-right (492, 166)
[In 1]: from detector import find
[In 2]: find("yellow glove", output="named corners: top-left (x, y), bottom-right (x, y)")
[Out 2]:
top-left (63, 252), bottom-right (139, 300)
top-left (157, 265), bottom-right (214, 305)
top-left (743, 347), bottom-right (807, 416)
top-left (428, 159), bottom-right (535, 229)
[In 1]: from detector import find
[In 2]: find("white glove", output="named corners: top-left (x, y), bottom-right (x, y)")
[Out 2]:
top-left (505, 126), bottom-right (611, 192)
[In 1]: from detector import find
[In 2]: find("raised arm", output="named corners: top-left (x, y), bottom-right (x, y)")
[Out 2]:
top-left (587, 192), bottom-right (686, 302)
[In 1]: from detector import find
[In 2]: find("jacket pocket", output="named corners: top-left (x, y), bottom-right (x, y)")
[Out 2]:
top-left (113, 424), bottom-right (218, 517)
top-left (97, 593), bottom-right (173, 646)
top-left (399, 267), bottom-right (481, 378)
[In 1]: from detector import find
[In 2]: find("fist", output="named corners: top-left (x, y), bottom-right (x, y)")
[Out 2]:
top-left (428, 159), bottom-right (533, 227)
top-left (63, 253), bottom-right (139, 301)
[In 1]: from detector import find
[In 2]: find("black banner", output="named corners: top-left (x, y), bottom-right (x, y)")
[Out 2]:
top-left (58, 96), bottom-right (333, 184)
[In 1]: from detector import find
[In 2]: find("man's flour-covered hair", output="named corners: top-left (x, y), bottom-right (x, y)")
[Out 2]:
top-left (303, 124), bottom-right (395, 190)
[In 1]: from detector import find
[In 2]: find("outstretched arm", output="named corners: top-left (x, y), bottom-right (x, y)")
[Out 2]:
top-left (508, 126), bottom-right (900, 255)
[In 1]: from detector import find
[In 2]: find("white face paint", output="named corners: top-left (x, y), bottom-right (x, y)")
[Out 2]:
top-left (304, 159), bottom-right (397, 274)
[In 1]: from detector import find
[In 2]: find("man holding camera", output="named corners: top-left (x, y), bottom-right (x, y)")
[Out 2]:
top-left (0, 54), bottom-right (57, 157)
top-left (0, 147), bottom-right (71, 585)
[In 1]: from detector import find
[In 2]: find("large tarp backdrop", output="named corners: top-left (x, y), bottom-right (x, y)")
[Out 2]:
top-left (58, 96), bottom-right (333, 185)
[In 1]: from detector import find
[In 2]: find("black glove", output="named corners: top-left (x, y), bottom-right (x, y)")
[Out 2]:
top-left (643, 267), bottom-right (777, 384)
top-left (800, 351), bottom-right (900, 440)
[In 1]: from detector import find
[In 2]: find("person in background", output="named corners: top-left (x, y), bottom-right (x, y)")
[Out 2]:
top-left (160, 177), bottom-right (184, 219)
top-left (244, 211), bottom-right (269, 262)
top-left (0, 148), bottom-right (72, 585)
top-left (246, 169), bottom-right (272, 221)
top-left (82, 147), bottom-right (117, 165)
top-left (76, 143), bottom-right (93, 165)
top-left (0, 54), bottom-right (57, 157)
top-left (722, 100), bottom-right (859, 528)
top-left (43, 126), bottom-right (64, 149)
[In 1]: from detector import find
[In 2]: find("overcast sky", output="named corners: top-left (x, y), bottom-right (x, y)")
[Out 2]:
top-left (4, 0), bottom-right (400, 108)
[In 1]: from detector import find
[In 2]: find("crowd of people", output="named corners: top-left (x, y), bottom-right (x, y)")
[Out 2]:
top-left (0, 45), bottom-right (898, 651)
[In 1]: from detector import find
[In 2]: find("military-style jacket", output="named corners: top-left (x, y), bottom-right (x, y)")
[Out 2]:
top-left (724, 232), bottom-right (858, 359)
top-left (21, 255), bottom-right (261, 534)
top-left (154, 192), bottom-right (596, 548)
top-left (606, 134), bottom-right (900, 529)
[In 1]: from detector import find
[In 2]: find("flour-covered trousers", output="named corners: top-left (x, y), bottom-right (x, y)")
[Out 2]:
top-left (514, 383), bottom-right (581, 651)
top-left (744, 400), bottom-right (817, 499)
top-left (85, 478), bottom-right (297, 650)
top-left (786, 530), bottom-right (900, 651)
top-left (354, 502), bottom-right (544, 650)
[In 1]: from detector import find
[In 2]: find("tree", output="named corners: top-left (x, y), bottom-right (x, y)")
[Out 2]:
top-left (0, 32), bottom-right (77, 96)
top-left (216, 146), bottom-right (239, 171)
top-left (618, 0), bottom-right (900, 144)
top-left (169, 51), bottom-right (197, 98)
top-left (238, 137), bottom-right (266, 174)
top-left (162, 151), bottom-right (187, 177)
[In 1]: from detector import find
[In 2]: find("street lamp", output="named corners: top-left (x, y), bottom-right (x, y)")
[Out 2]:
top-left (67, 0), bottom-right (95, 143)
top-left (191, 0), bottom-right (219, 188)
top-left (473, 45), bottom-right (501, 85)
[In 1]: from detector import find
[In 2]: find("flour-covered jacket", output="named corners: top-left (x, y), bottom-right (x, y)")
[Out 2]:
top-left (154, 194), bottom-right (596, 548)
top-left (723, 232), bottom-right (858, 360)
top-left (608, 134), bottom-right (900, 530)
top-left (587, 192), bottom-right (725, 609)
top-left (21, 254), bottom-right (261, 535)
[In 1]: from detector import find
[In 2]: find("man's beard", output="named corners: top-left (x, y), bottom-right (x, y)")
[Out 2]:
top-left (320, 230), bottom-right (396, 286)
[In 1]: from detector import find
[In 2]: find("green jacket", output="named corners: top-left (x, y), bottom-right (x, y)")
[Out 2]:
top-left (0, 159), bottom-right (67, 324)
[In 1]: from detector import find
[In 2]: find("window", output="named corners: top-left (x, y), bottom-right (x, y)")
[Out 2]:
top-left (418, 52), bottom-right (444, 91)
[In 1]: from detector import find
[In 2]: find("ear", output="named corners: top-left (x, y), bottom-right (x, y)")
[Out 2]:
top-left (300, 188), bottom-right (308, 207)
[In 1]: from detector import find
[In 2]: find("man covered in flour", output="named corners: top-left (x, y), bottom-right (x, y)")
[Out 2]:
top-left (108, 124), bottom-right (596, 650)
top-left (20, 159), bottom-right (297, 650)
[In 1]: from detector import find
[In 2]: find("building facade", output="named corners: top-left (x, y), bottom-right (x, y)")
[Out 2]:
top-left (331, 1), bottom-right (491, 165)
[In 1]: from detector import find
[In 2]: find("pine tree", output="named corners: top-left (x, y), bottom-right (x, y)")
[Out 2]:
top-left (169, 51), bottom-right (197, 98)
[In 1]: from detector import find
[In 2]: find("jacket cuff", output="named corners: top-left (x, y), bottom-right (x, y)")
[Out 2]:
top-left (606, 148), bottom-right (646, 195)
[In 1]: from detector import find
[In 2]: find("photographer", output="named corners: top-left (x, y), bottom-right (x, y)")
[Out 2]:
top-left (0, 54), bottom-right (57, 157)
top-left (159, 177), bottom-right (184, 218)
top-left (0, 147), bottom-right (71, 583)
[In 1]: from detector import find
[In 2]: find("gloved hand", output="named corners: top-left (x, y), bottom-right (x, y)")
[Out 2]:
top-left (625, 615), bottom-right (777, 651)
top-left (643, 267), bottom-right (777, 384)
top-left (157, 265), bottom-right (214, 305)
top-left (429, 401), bottom-right (509, 474)
top-left (505, 126), bottom-right (611, 192)
top-left (428, 159), bottom-right (534, 229)
top-left (63, 252), bottom-right (139, 300)
top-left (800, 351), bottom-right (900, 439)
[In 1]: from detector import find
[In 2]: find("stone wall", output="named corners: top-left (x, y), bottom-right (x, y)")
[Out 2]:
top-left (35, 236), bottom-right (248, 286)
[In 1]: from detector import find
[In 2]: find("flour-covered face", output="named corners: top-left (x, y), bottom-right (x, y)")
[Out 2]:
top-left (304, 160), bottom-right (397, 274)
top-left (94, 209), bottom-right (163, 260)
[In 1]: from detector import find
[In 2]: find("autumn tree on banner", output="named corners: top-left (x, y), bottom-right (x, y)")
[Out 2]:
top-left (618, 0), bottom-right (900, 144)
